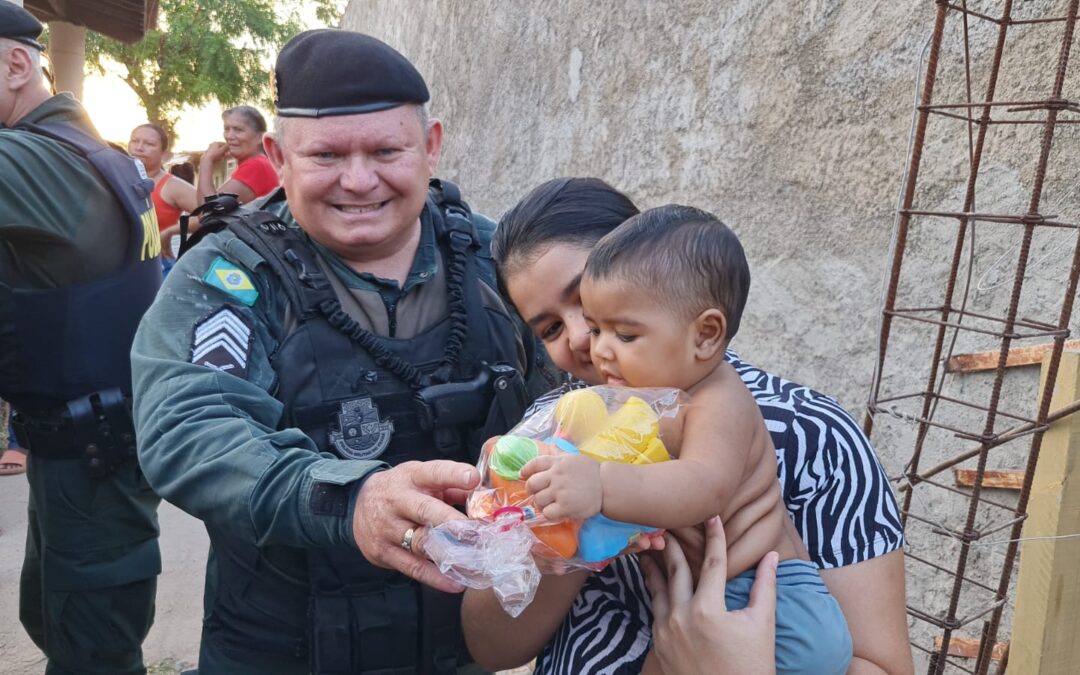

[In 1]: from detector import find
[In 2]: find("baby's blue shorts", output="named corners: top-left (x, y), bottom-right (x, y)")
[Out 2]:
top-left (725, 559), bottom-right (853, 675)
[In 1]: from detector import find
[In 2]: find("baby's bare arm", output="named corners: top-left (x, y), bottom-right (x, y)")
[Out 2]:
top-left (600, 365), bottom-right (761, 529)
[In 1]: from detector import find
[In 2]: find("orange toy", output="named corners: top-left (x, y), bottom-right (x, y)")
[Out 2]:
top-left (470, 436), bottom-right (581, 559)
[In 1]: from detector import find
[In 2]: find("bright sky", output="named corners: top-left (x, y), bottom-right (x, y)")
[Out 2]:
top-left (80, 2), bottom-right (333, 153)
top-left (81, 60), bottom-right (271, 154)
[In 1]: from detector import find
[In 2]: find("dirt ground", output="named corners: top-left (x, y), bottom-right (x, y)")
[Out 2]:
top-left (0, 473), bottom-right (206, 675)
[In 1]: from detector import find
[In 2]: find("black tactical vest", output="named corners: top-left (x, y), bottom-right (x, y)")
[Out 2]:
top-left (196, 182), bottom-right (528, 674)
top-left (0, 122), bottom-right (161, 413)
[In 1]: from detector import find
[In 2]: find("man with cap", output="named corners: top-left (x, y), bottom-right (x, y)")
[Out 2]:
top-left (131, 28), bottom-right (545, 674)
top-left (0, 2), bottom-right (163, 673)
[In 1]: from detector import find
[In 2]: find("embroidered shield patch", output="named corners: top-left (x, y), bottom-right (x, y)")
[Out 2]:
top-left (190, 306), bottom-right (253, 378)
top-left (329, 397), bottom-right (395, 460)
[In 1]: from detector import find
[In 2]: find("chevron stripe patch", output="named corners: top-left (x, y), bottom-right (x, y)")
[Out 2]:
top-left (190, 306), bottom-right (253, 378)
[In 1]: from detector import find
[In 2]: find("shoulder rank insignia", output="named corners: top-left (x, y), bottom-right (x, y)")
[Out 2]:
top-left (190, 306), bottom-right (253, 378)
top-left (203, 256), bottom-right (259, 306)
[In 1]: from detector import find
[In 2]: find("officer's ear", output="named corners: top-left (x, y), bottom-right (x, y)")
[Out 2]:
top-left (264, 131), bottom-right (285, 173)
top-left (424, 117), bottom-right (443, 177)
top-left (3, 44), bottom-right (39, 91)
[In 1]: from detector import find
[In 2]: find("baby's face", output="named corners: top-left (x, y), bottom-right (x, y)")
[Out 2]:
top-left (580, 276), bottom-right (702, 390)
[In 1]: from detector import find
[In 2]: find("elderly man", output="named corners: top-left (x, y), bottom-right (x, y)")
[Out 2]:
top-left (0, 3), bottom-right (163, 673)
top-left (132, 29), bottom-right (540, 674)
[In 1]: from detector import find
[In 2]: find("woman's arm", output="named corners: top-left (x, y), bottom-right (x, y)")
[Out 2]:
top-left (163, 174), bottom-right (199, 213)
top-left (461, 570), bottom-right (589, 671)
top-left (819, 550), bottom-right (913, 674)
top-left (214, 177), bottom-right (258, 204)
top-left (778, 386), bottom-right (911, 674)
top-left (197, 142), bottom-right (228, 204)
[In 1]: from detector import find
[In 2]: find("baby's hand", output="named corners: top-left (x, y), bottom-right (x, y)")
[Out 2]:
top-left (521, 453), bottom-right (602, 522)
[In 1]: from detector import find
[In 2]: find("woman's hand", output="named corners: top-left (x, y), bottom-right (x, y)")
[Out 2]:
top-left (202, 141), bottom-right (229, 165)
top-left (641, 516), bottom-right (779, 675)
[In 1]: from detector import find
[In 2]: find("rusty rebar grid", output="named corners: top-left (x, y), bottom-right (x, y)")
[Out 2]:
top-left (901, 209), bottom-right (1080, 229)
top-left (865, 0), bottom-right (1080, 672)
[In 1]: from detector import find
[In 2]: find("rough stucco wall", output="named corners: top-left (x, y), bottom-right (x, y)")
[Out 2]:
top-left (342, 0), bottom-right (927, 410)
top-left (343, 1), bottom-right (1080, 667)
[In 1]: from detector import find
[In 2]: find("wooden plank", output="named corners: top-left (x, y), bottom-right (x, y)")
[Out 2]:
top-left (945, 339), bottom-right (1080, 374)
top-left (953, 468), bottom-right (1025, 490)
top-left (933, 636), bottom-right (1008, 661)
top-left (1007, 351), bottom-right (1080, 674)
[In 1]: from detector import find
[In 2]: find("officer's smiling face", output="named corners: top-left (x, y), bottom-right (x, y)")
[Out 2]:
top-left (266, 105), bottom-right (443, 267)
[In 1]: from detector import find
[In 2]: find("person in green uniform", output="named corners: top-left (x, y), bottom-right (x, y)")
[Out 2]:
top-left (131, 29), bottom-right (545, 674)
top-left (0, 4), bottom-right (163, 674)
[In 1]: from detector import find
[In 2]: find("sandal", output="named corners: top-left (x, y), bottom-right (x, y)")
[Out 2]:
top-left (0, 448), bottom-right (27, 476)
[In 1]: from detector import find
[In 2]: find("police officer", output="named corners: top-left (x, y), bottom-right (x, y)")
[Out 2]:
top-left (131, 29), bottom-right (539, 674)
top-left (0, 3), bottom-right (163, 673)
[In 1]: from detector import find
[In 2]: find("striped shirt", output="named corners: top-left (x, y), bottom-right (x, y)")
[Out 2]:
top-left (533, 352), bottom-right (905, 674)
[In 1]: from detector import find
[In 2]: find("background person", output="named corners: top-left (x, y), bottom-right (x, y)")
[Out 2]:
top-left (131, 29), bottom-right (541, 674)
top-left (0, 399), bottom-right (27, 476)
top-left (169, 160), bottom-right (195, 184)
top-left (462, 177), bottom-right (912, 674)
top-left (197, 105), bottom-right (279, 205)
top-left (0, 4), bottom-right (162, 672)
top-left (129, 122), bottom-right (198, 269)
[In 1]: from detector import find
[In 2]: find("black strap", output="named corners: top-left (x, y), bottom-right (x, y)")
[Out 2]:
top-left (178, 193), bottom-right (244, 257)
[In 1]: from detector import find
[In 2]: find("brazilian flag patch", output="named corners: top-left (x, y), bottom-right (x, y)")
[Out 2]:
top-left (203, 257), bottom-right (259, 306)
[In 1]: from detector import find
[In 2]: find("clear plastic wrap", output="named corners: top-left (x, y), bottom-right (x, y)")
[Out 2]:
top-left (426, 385), bottom-right (686, 614)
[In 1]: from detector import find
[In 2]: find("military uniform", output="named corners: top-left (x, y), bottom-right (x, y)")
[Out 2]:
top-left (0, 19), bottom-right (163, 671)
top-left (132, 184), bottom-right (539, 673)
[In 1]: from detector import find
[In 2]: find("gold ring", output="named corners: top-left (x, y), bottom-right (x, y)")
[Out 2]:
top-left (401, 527), bottom-right (415, 552)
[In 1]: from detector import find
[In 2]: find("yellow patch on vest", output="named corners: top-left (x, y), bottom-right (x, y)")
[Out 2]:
top-left (140, 205), bottom-right (161, 261)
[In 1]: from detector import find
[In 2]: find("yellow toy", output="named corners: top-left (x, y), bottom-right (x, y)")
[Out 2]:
top-left (469, 387), bottom-right (675, 564)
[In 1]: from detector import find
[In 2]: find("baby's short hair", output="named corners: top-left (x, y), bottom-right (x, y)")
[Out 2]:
top-left (585, 204), bottom-right (751, 340)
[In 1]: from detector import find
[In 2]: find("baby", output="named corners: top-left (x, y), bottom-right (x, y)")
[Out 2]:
top-left (520, 204), bottom-right (852, 674)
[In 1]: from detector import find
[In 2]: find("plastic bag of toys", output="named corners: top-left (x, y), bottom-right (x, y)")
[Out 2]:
top-left (424, 385), bottom-right (686, 615)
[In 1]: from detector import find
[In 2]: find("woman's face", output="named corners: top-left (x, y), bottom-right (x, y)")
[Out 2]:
top-left (504, 243), bottom-right (602, 384)
top-left (223, 113), bottom-right (263, 161)
top-left (128, 127), bottom-right (165, 172)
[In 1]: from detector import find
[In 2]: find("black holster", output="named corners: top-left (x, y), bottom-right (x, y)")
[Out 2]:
top-left (13, 387), bottom-right (137, 478)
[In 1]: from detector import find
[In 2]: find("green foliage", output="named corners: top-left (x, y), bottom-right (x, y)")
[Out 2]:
top-left (83, 0), bottom-right (344, 139)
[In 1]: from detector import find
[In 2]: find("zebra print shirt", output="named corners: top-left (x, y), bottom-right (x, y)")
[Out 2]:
top-left (532, 352), bottom-right (905, 675)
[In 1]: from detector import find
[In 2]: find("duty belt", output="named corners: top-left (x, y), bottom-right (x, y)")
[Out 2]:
top-left (12, 387), bottom-right (138, 477)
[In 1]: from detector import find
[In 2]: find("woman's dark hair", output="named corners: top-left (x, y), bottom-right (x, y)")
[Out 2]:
top-left (492, 177), bottom-right (639, 292)
top-left (169, 161), bottom-right (195, 184)
top-left (223, 105), bottom-right (268, 133)
top-left (134, 123), bottom-right (170, 151)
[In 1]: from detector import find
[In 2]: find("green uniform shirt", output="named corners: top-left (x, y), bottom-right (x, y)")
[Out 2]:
top-left (131, 195), bottom-right (528, 554)
top-left (0, 94), bottom-right (132, 286)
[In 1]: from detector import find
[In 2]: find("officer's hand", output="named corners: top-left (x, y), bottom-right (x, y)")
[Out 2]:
top-left (352, 460), bottom-right (480, 593)
top-left (640, 516), bottom-right (778, 675)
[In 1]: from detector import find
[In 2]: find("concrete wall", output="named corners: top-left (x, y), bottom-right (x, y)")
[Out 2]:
top-left (343, 0), bottom-right (1080, 668)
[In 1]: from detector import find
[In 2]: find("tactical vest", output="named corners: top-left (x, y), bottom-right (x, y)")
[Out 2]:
top-left (0, 122), bottom-right (160, 473)
top-left (196, 181), bottom-right (528, 674)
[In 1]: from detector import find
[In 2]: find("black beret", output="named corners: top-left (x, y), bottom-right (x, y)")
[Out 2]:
top-left (273, 29), bottom-right (429, 118)
top-left (0, 2), bottom-right (44, 51)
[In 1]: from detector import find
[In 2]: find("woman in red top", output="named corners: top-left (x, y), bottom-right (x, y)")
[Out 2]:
top-left (197, 106), bottom-right (279, 205)
top-left (129, 123), bottom-right (198, 264)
